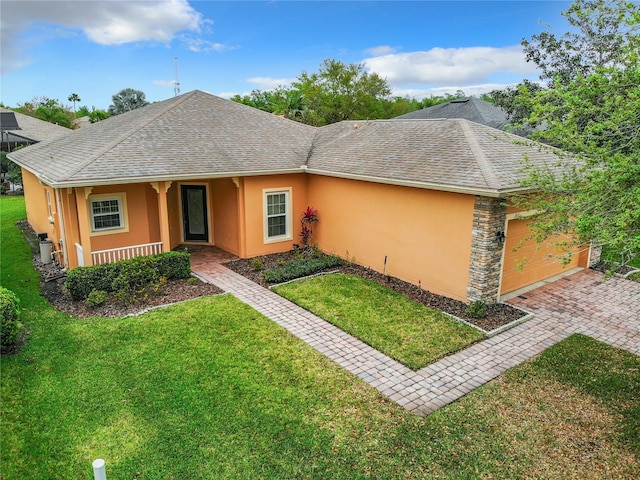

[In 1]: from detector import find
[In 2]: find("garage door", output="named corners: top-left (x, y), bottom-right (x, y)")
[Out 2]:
top-left (500, 218), bottom-right (581, 295)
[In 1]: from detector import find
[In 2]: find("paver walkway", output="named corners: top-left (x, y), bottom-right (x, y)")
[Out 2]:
top-left (193, 256), bottom-right (640, 416)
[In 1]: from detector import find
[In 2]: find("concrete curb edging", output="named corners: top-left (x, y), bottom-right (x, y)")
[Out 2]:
top-left (445, 307), bottom-right (535, 338)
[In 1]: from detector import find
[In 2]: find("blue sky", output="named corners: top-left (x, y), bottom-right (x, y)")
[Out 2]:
top-left (1, 1), bottom-right (572, 110)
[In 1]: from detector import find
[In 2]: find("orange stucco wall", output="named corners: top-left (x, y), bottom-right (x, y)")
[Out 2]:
top-left (500, 217), bottom-right (581, 294)
top-left (307, 175), bottom-right (476, 301)
top-left (21, 169), bottom-right (67, 265)
top-left (242, 174), bottom-right (309, 257)
top-left (85, 183), bottom-right (158, 253)
top-left (211, 178), bottom-right (240, 255)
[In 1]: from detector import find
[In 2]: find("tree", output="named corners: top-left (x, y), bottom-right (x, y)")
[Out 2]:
top-left (522, 0), bottom-right (639, 85)
top-left (514, 4), bottom-right (640, 267)
top-left (14, 96), bottom-right (73, 128)
top-left (489, 0), bottom-right (639, 124)
top-left (486, 79), bottom-right (544, 125)
top-left (34, 105), bottom-right (72, 128)
top-left (230, 60), bottom-right (460, 125)
top-left (292, 59), bottom-right (392, 125)
top-left (76, 106), bottom-right (109, 123)
top-left (108, 88), bottom-right (149, 116)
top-left (68, 93), bottom-right (81, 114)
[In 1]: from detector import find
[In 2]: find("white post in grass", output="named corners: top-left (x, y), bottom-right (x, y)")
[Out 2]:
top-left (92, 459), bottom-right (107, 480)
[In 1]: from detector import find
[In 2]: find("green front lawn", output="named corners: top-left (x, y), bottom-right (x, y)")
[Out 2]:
top-left (2, 196), bottom-right (639, 479)
top-left (273, 273), bottom-right (482, 369)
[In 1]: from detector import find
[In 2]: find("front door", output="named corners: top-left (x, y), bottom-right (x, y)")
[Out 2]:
top-left (181, 185), bottom-right (209, 242)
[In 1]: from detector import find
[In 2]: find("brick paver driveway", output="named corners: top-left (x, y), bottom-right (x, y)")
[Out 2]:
top-left (507, 269), bottom-right (640, 356)
top-left (194, 258), bottom-right (640, 416)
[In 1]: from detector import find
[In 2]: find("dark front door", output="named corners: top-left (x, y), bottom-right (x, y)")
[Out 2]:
top-left (181, 185), bottom-right (209, 242)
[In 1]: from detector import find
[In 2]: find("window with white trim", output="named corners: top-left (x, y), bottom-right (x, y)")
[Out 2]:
top-left (264, 189), bottom-right (291, 242)
top-left (90, 196), bottom-right (124, 232)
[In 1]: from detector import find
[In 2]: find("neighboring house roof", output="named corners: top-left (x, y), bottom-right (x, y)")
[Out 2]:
top-left (394, 97), bottom-right (510, 130)
top-left (0, 108), bottom-right (72, 144)
top-left (9, 90), bottom-right (571, 197)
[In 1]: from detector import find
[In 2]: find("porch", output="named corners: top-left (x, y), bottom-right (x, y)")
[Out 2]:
top-left (178, 244), bottom-right (238, 270)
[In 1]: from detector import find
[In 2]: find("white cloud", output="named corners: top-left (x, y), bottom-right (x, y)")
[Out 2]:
top-left (1, 0), bottom-right (225, 74)
top-left (364, 46), bottom-right (538, 86)
top-left (364, 45), bottom-right (400, 57)
top-left (216, 91), bottom-right (241, 99)
top-left (247, 77), bottom-right (295, 90)
top-left (180, 35), bottom-right (235, 53)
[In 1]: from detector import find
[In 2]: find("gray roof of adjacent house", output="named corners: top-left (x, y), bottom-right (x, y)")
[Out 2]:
top-left (9, 90), bottom-right (570, 197)
top-left (0, 108), bottom-right (72, 145)
top-left (395, 97), bottom-right (510, 130)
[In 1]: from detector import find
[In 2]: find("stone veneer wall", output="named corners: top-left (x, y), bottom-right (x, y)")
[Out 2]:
top-left (589, 243), bottom-right (602, 266)
top-left (467, 196), bottom-right (507, 303)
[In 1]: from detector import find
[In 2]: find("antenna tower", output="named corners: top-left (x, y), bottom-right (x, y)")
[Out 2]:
top-left (174, 57), bottom-right (181, 97)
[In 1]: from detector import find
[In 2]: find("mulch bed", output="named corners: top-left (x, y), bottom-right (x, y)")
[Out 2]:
top-left (19, 216), bottom-right (527, 329)
top-left (19, 221), bottom-right (223, 319)
top-left (225, 251), bottom-right (528, 332)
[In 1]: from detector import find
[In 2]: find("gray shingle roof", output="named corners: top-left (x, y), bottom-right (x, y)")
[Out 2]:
top-left (8, 91), bottom-right (316, 185)
top-left (0, 108), bottom-right (72, 143)
top-left (9, 90), bottom-right (572, 196)
top-left (394, 97), bottom-right (509, 130)
top-left (307, 118), bottom-right (567, 194)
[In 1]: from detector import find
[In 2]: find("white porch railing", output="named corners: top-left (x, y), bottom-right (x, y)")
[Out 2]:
top-left (91, 242), bottom-right (163, 265)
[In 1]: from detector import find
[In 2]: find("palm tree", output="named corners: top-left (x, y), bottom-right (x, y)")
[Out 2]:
top-left (68, 93), bottom-right (81, 115)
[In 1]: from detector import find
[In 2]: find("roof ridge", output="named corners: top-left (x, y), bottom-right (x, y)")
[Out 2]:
top-left (458, 119), bottom-right (501, 190)
top-left (60, 91), bottom-right (197, 181)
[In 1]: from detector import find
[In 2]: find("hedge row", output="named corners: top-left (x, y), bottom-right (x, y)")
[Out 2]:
top-left (65, 251), bottom-right (191, 301)
top-left (263, 254), bottom-right (343, 284)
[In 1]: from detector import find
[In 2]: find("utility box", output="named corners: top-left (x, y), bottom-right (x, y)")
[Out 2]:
top-left (40, 240), bottom-right (53, 264)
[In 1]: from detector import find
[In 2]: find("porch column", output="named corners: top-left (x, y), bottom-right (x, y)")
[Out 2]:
top-left (152, 181), bottom-right (173, 252)
top-left (466, 195), bottom-right (507, 303)
top-left (75, 187), bottom-right (94, 266)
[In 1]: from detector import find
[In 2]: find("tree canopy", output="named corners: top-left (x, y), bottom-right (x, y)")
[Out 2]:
top-left (510, 0), bottom-right (640, 266)
top-left (108, 88), bottom-right (149, 116)
top-left (489, 0), bottom-right (639, 124)
top-left (521, 0), bottom-right (639, 85)
top-left (14, 97), bottom-right (73, 128)
top-left (231, 59), bottom-right (456, 126)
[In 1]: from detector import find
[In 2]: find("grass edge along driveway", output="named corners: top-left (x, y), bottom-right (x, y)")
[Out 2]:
top-left (1, 196), bottom-right (639, 479)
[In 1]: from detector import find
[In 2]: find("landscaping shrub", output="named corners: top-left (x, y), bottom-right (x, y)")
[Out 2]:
top-left (0, 286), bottom-right (23, 348)
top-left (466, 300), bottom-right (487, 319)
top-left (251, 257), bottom-right (265, 271)
top-left (85, 289), bottom-right (108, 308)
top-left (153, 251), bottom-right (191, 279)
top-left (65, 251), bottom-right (191, 301)
top-left (263, 254), bottom-right (343, 284)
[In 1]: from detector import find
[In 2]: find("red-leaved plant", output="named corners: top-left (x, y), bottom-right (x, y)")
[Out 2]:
top-left (300, 206), bottom-right (318, 248)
